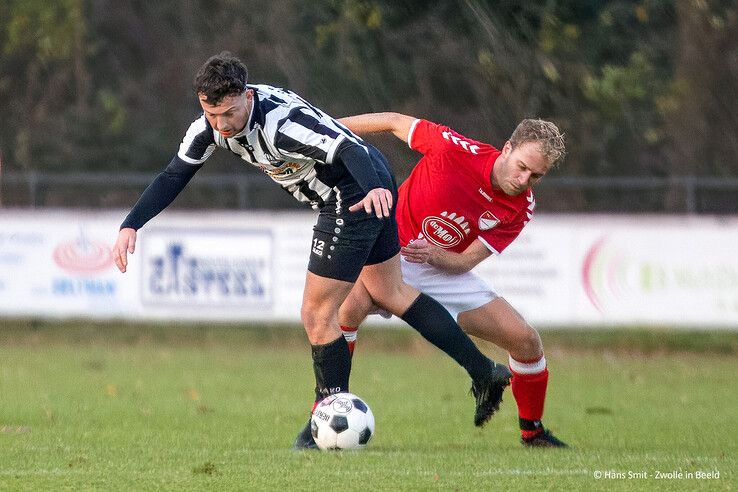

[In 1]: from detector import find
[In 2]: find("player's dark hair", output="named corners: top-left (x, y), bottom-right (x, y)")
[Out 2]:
top-left (193, 51), bottom-right (248, 105)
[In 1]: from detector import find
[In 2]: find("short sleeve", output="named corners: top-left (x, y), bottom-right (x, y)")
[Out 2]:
top-left (408, 119), bottom-right (490, 157)
top-left (177, 115), bottom-right (217, 165)
top-left (478, 220), bottom-right (525, 255)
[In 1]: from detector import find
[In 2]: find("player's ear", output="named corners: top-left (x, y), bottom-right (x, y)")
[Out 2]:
top-left (502, 140), bottom-right (513, 156)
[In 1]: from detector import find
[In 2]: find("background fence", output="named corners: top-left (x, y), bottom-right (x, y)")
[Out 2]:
top-left (1, 171), bottom-right (737, 214)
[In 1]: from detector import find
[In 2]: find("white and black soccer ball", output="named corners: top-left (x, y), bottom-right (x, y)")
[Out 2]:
top-left (310, 392), bottom-right (375, 450)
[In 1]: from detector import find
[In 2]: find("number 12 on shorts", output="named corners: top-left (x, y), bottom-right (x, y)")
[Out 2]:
top-left (312, 238), bottom-right (325, 257)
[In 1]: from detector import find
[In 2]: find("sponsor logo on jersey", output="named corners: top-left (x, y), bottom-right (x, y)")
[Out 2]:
top-left (421, 211), bottom-right (471, 248)
top-left (478, 211), bottom-right (500, 231)
top-left (261, 161), bottom-right (302, 179)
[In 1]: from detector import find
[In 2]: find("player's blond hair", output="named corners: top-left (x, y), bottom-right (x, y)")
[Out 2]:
top-left (510, 119), bottom-right (566, 167)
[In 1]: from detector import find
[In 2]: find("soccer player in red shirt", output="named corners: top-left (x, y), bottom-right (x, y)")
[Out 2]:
top-left (337, 113), bottom-right (568, 447)
top-left (113, 53), bottom-right (513, 452)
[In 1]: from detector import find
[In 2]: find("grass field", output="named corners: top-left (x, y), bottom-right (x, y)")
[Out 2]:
top-left (0, 321), bottom-right (735, 491)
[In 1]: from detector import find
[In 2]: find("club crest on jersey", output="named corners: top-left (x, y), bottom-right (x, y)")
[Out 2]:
top-left (260, 161), bottom-right (301, 180)
top-left (421, 211), bottom-right (471, 248)
top-left (478, 211), bottom-right (500, 231)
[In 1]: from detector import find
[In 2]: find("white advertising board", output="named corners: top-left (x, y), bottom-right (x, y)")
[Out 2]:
top-left (0, 210), bottom-right (736, 328)
top-left (479, 215), bottom-right (738, 328)
top-left (0, 211), bottom-right (136, 318)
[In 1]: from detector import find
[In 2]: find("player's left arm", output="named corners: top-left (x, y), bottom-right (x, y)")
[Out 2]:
top-left (336, 142), bottom-right (392, 218)
top-left (401, 238), bottom-right (491, 274)
top-left (274, 110), bottom-right (391, 218)
top-left (338, 112), bottom-right (416, 143)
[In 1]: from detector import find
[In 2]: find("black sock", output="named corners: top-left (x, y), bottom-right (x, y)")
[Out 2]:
top-left (519, 417), bottom-right (544, 439)
top-left (519, 417), bottom-right (544, 430)
top-left (401, 293), bottom-right (493, 381)
top-left (311, 335), bottom-right (352, 402)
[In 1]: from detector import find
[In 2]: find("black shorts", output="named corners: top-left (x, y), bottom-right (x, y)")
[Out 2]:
top-left (307, 152), bottom-right (400, 283)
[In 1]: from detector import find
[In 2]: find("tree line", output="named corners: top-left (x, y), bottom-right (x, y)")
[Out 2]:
top-left (1, 1), bottom-right (736, 198)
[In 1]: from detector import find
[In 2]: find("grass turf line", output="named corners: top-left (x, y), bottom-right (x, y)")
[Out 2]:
top-left (0, 321), bottom-right (735, 490)
top-left (2, 318), bottom-right (737, 355)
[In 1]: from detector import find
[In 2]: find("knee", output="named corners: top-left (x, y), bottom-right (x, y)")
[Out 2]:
top-left (339, 295), bottom-right (372, 328)
top-left (301, 301), bottom-right (335, 335)
top-left (517, 326), bottom-right (544, 360)
top-left (343, 284), bottom-right (374, 317)
top-left (369, 282), bottom-right (417, 316)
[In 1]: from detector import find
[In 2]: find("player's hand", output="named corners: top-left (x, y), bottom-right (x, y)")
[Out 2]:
top-left (113, 228), bottom-right (137, 273)
top-left (401, 238), bottom-right (436, 264)
top-left (349, 188), bottom-right (393, 218)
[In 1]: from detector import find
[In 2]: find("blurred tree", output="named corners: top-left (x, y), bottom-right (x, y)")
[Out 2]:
top-left (0, 0), bottom-right (88, 173)
top-left (665, 0), bottom-right (738, 176)
top-left (0, 0), bottom-right (736, 209)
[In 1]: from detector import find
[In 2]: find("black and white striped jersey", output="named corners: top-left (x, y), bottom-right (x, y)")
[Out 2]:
top-left (176, 84), bottom-right (369, 207)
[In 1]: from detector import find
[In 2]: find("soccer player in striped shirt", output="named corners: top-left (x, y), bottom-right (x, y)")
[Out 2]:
top-left (335, 112), bottom-right (568, 447)
top-left (112, 52), bottom-right (512, 448)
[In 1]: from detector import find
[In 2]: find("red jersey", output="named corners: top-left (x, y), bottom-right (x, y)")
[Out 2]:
top-left (396, 119), bottom-right (535, 254)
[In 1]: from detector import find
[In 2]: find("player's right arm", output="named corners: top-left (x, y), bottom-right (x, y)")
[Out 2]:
top-left (339, 112), bottom-right (416, 143)
top-left (402, 238), bottom-right (491, 274)
top-left (114, 157), bottom-right (203, 273)
top-left (114, 116), bottom-right (214, 273)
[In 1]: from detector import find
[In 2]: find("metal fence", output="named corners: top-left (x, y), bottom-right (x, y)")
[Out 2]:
top-left (1, 171), bottom-right (737, 214)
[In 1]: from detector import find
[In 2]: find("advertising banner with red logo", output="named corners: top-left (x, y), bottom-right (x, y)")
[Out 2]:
top-left (477, 214), bottom-right (738, 328)
top-left (0, 210), bottom-right (313, 322)
top-left (0, 210), bottom-right (135, 317)
top-left (1, 210), bottom-right (736, 328)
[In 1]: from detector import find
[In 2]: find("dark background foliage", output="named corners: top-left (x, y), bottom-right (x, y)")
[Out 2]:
top-left (1, 0), bottom-right (736, 208)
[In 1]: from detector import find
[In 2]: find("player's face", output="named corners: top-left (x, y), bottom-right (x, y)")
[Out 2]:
top-left (492, 140), bottom-right (553, 196)
top-left (198, 90), bottom-right (252, 138)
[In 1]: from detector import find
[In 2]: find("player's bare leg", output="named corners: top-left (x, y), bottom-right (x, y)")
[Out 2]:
top-left (337, 280), bottom-right (376, 354)
top-left (457, 297), bottom-right (542, 361)
top-left (358, 254), bottom-right (511, 427)
top-left (301, 272), bottom-right (354, 344)
top-left (301, 272), bottom-right (357, 401)
top-left (293, 272), bottom-right (356, 450)
top-left (458, 298), bottom-right (568, 447)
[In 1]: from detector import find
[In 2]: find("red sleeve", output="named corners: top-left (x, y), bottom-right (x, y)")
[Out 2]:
top-left (478, 201), bottom-right (533, 255)
top-left (408, 119), bottom-right (493, 157)
top-left (478, 220), bottom-right (525, 255)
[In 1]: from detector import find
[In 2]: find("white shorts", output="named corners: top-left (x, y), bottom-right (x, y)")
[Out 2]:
top-left (375, 258), bottom-right (499, 321)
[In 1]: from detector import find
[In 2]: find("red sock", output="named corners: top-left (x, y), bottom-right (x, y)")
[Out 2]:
top-left (509, 355), bottom-right (548, 439)
top-left (340, 325), bottom-right (358, 355)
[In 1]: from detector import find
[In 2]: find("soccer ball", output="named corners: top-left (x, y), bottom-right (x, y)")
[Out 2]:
top-left (310, 392), bottom-right (375, 450)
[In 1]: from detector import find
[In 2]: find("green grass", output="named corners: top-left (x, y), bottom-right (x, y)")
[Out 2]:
top-left (0, 322), bottom-right (736, 491)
